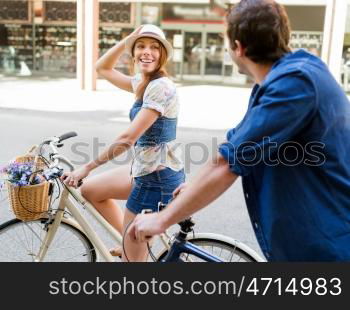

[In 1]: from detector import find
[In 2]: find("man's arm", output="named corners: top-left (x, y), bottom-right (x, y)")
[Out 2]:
top-left (130, 153), bottom-right (238, 242)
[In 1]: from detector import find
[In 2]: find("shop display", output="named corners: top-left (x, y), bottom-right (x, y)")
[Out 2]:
top-left (0, 23), bottom-right (76, 74)
top-left (0, 0), bottom-right (30, 23)
top-left (35, 25), bottom-right (76, 73)
top-left (43, 1), bottom-right (76, 23)
top-left (99, 2), bottom-right (133, 26)
top-left (162, 3), bottom-right (223, 23)
top-left (0, 0), bottom-right (135, 77)
top-left (1, 24), bottom-right (33, 71)
top-left (99, 26), bottom-right (132, 75)
top-left (290, 31), bottom-right (323, 57)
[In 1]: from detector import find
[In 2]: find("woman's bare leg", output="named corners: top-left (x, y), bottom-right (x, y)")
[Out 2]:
top-left (80, 165), bottom-right (132, 234)
top-left (121, 209), bottom-right (149, 262)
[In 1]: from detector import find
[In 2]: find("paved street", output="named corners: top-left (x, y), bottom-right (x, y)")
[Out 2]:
top-left (1, 77), bottom-right (349, 260)
top-left (0, 107), bottom-right (262, 258)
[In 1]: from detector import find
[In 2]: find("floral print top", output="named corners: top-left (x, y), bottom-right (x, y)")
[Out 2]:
top-left (130, 74), bottom-right (183, 177)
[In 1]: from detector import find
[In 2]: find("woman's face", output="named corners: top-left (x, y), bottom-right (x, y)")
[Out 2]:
top-left (133, 37), bottom-right (161, 74)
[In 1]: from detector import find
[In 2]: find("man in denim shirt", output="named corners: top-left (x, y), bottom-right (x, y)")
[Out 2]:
top-left (130, 0), bottom-right (350, 261)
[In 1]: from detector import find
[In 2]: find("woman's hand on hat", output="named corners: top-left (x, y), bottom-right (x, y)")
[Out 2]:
top-left (122, 25), bottom-right (143, 49)
top-left (127, 25), bottom-right (143, 40)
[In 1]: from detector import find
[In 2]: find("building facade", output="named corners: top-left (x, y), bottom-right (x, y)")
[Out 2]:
top-left (0, 0), bottom-right (349, 91)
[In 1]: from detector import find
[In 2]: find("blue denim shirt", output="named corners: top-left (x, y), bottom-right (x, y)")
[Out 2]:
top-left (129, 99), bottom-right (177, 147)
top-left (219, 50), bottom-right (350, 261)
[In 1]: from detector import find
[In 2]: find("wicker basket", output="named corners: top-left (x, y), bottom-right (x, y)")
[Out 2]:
top-left (6, 149), bottom-right (51, 221)
top-left (7, 181), bottom-right (51, 221)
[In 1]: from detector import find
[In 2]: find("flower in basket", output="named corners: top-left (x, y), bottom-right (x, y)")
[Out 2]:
top-left (0, 161), bottom-right (43, 187)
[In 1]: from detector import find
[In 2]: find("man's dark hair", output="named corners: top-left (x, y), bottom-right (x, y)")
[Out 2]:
top-left (226, 0), bottom-right (291, 64)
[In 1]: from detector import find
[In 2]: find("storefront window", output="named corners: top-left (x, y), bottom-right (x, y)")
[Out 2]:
top-left (0, 23), bottom-right (33, 75)
top-left (183, 32), bottom-right (202, 76)
top-left (286, 5), bottom-right (325, 57)
top-left (205, 32), bottom-right (224, 76)
top-left (161, 2), bottom-right (227, 82)
top-left (0, 0), bottom-right (77, 78)
top-left (98, 26), bottom-right (132, 75)
top-left (98, 1), bottom-right (134, 77)
top-left (141, 3), bottom-right (161, 25)
top-left (0, 1), bottom-right (347, 88)
top-left (163, 29), bottom-right (182, 78)
top-left (290, 32), bottom-right (323, 57)
top-left (0, 0), bottom-right (33, 76)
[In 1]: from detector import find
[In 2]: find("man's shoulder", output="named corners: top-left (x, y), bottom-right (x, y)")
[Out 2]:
top-left (263, 50), bottom-right (325, 89)
top-left (272, 50), bottom-right (325, 77)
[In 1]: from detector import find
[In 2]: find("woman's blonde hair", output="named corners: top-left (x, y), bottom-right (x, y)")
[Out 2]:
top-left (130, 38), bottom-right (169, 100)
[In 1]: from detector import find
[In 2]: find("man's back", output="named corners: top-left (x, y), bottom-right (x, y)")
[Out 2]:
top-left (220, 50), bottom-right (350, 261)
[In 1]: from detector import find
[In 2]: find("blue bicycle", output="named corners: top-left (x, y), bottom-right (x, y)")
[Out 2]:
top-left (125, 205), bottom-right (264, 263)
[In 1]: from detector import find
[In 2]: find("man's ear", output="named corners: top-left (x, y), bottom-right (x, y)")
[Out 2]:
top-left (234, 40), bottom-right (244, 57)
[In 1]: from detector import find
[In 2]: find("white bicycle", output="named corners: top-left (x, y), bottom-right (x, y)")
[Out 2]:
top-left (0, 132), bottom-right (265, 262)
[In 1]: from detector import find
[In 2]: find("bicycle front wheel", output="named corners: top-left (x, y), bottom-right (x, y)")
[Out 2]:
top-left (0, 218), bottom-right (97, 262)
top-left (157, 234), bottom-right (263, 262)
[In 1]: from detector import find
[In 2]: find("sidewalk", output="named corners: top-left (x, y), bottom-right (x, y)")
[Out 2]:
top-left (1, 77), bottom-right (349, 130)
top-left (0, 78), bottom-right (250, 130)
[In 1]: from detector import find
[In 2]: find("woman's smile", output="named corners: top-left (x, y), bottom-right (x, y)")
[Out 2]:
top-left (134, 37), bottom-right (161, 73)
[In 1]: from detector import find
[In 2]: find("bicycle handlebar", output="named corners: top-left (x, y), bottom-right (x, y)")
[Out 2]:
top-left (39, 132), bottom-right (83, 186)
top-left (41, 131), bottom-right (78, 146)
top-left (58, 131), bottom-right (77, 143)
top-left (39, 131), bottom-right (78, 169)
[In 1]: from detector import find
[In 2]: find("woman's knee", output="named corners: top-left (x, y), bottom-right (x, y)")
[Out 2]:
top-left (80, 166), bottom-right (132, 202)
top-left (80, 181), bottom-right (95, 201)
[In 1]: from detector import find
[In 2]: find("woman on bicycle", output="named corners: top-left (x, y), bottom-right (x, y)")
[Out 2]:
top-left (61, 24), bottom-right (184, 262)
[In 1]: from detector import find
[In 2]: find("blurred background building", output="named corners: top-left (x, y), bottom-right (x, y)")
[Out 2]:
top-left (0, 0), bottom-right (349, 92)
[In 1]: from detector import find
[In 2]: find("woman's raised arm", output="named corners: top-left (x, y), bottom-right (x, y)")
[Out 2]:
top-left (95, 27), bottom-right (142, 92)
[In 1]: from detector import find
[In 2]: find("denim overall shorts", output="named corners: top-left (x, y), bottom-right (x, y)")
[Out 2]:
top-left (126, 99), bottom-right (185, 214)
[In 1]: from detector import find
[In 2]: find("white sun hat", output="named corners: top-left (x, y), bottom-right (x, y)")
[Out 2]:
top-left (125, 24), bottom-right (173, 61)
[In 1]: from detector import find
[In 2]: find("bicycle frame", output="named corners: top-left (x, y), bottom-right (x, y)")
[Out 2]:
top-left (36, 185), bottom-right (118, 262)
top-left (29, 149), bottom-right (174, 262)
top-left (162, 239), bottom-right (223, 262)
top-left (35, 184), bottom-right (172, 262)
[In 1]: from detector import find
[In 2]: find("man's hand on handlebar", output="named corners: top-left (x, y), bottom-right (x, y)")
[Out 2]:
top-left (128, 213), bottom-right (167, 243)
top-left (60, 165), bottom-right (90, 188)
top-left (127, 183), bottom-right (188, 242)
